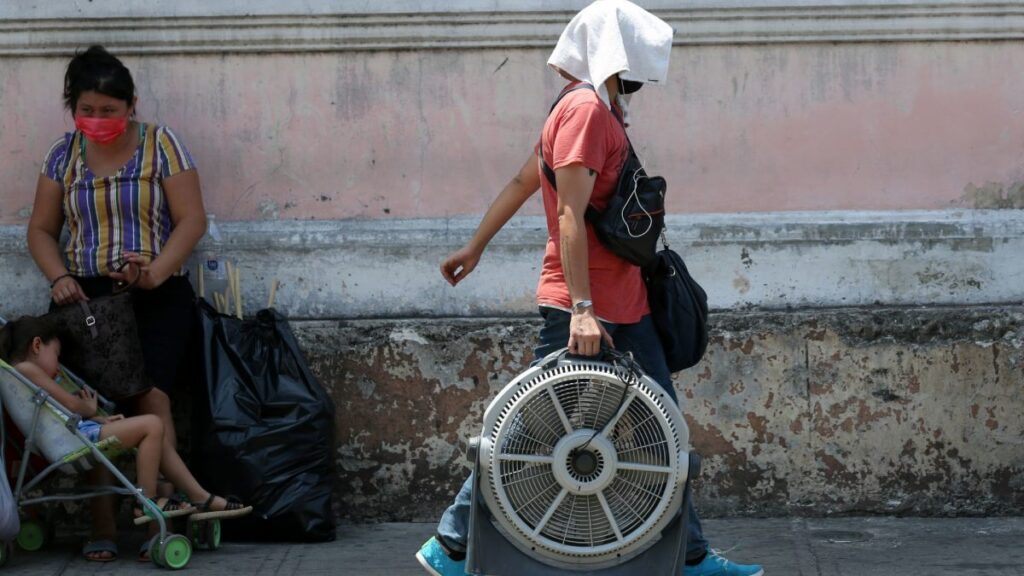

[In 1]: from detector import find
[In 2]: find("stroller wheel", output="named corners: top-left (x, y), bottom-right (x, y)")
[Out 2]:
top-left (205, 519), bottom-right (221, 550)
top-left (16, 520), bottom-right (46, 552)
top-left (190, 518), bottom-right (221, 551)
top-left (149, 537), bottom-right (164, 567)
top-left (189, 520), bottom-right (206, 549)
top-left (159, 534), bottom-right (192, 570)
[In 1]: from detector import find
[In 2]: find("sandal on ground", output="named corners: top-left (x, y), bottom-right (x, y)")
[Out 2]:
top-left (82, 539), bottom-right (118, 562)
top-left (190, 494), bottom-right (253, 521)
top-left (133, 496), bottom-right (196, 526)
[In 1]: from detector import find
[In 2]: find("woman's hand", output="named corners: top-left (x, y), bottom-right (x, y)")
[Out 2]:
top-left (440, 245), bottom-right (483, 286)
top-left (50, 275), bottom-right (89, 305)
top-left (75, 388), bottom-right (99, 418)
top-left (568, 309), bottom-right (614, 357)
top-left (109, 252), bottom-right (171, 290)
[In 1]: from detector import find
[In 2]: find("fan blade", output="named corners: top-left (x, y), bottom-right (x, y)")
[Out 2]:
top-left (499, 454), bottom-right (555, 465)
top-left (600, 390), bottom-right (637, 436)
top-left (617, 462), bottom-right (673, 474)
top-left (596, 490), bottom-right (624, 541)
top-left (531, 487), bottom-right (569, 537)
top-left (547, 387), bottom-right (574, 434)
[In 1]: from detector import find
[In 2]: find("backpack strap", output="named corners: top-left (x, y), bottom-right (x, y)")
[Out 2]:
top-left (539, 83), bottom-right (596, 191)
top-left (539, 84), bottom-right (634, 192)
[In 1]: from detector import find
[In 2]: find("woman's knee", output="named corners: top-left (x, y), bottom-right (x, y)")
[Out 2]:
top-left (137, 387), bottom-right (171, 413)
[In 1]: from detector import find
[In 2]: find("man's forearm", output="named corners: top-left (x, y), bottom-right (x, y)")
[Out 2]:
top-left (559, 207), bottom-right (591, 305)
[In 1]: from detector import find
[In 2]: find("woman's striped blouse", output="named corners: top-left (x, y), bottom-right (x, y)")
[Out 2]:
top-left (41, 123), bottom-right (196, 277)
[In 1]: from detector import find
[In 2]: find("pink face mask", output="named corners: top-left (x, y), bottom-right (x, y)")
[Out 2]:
top-left (75, 115), bottom-right (129, 145)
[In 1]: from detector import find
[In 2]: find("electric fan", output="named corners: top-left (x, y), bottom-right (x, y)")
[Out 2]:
top-left (466, 348), bottom-right (700, 575)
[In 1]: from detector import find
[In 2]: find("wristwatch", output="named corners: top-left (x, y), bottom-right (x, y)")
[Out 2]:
top-left (571, 299), bottom-right (594, 314)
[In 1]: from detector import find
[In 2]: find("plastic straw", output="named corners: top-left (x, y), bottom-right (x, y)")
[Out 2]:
top-left (223, 261), bottom-right (234, 315)
top-left (233, 265), bottom-right (242, 320)
top-left (267, 278), bottom-right (279, 309)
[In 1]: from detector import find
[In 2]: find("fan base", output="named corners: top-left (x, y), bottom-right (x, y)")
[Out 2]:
top-left (467, 454), bottom-right (700, 575)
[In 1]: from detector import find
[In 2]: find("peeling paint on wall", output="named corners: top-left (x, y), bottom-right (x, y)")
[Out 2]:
top-left (960, 182), bottom-right (1024, 210)
top-left (5, 43), bottom-right (1024, 222)
top-left (294, 307), bottom-right (1024, 522)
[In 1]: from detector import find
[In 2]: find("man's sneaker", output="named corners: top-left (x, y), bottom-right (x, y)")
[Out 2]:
top-left (415, 537), bottom-right (467, 576)
top-left (684, 549), bottom-right (764, 576)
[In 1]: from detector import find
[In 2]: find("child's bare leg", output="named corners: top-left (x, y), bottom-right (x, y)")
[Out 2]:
top-left (153, 439), bottom-right (240, 512)
top-left (135, 389), bottom-right (181, 499)
top-left (99, 415), bottom-right (163, 498)
top-left (154, 440), bottom-right (216, 508)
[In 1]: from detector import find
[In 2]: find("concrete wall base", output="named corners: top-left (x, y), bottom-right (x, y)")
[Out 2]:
top-left (298, 306), bottom-right (1024, 521)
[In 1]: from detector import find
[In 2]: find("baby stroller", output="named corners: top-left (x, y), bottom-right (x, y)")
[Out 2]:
top-left (0, 315), bottom-right (195, 569)
top-left (0, 415), bottom-right (15, 566)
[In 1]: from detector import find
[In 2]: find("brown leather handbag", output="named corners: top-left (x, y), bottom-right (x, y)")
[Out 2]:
top-left (45, 266), bottom-right (153, 401)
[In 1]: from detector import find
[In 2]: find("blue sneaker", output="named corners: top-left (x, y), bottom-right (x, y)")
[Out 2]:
top-left (415, 537), bottom-right (468, 576)
top-left (684, 549), bottom-right (764, 576)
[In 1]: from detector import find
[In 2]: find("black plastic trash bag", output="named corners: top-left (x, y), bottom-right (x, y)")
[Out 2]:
top-left (193, 299), bottom-right (336, 542)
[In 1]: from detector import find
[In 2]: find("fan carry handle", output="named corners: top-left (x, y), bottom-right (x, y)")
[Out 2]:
top-left (537, 346), bottom-right (645, 380)
top-left (536, 346), bottom-right (635, 366)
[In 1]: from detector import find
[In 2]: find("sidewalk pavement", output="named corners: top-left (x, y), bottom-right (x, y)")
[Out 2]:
top-left (4, 517), bottom-right (1023, 575)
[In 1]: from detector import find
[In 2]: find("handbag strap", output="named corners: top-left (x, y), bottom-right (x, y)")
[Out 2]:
top-left (74, 261), bottom-right (139, 339)
top-left (77, 301), bottom-right (99, 339)
top-left (110, 260), bottom-right (142, 295)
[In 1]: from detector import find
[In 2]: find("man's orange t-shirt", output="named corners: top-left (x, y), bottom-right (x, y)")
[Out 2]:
top-left (535, 83), bottom-right (650, 325)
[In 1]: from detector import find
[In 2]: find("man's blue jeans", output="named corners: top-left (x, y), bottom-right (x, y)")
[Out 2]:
top-left (436, 308), bottom-right (709, 561)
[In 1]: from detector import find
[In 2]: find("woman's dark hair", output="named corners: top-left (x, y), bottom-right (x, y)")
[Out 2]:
top-left (0, 317), bottom-right (60, 364)
top-left (63, 45), bottom-right (136, 113)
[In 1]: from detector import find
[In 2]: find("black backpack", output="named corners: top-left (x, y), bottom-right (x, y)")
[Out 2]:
top-left (644, 242), bottom-right (709, 372)
top-left (540, 84), bottom-right (708, 371)
top-left (539, 84), bottom-right (665, 268)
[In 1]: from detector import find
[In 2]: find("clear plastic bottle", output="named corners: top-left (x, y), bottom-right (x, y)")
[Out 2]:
top-left (203, 214), bottom-right (229, 298)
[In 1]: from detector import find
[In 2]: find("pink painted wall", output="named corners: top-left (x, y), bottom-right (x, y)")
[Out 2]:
top-left (2, 42), bottom-right (1022, 224)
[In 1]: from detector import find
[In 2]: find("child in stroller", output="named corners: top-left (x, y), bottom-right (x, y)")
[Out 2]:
top-left (0, 316), bottom-right (252, 562)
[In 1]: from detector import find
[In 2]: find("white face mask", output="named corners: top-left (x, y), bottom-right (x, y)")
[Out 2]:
top-left (616, 93), bottom-right (633, 127)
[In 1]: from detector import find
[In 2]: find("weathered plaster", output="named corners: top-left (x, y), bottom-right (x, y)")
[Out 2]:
top-left (4, 210), bottom-right (1022, 320)
top-left (2, 42), bottom-right (1023, 221)
top-left (297, 308), bottom-right (1024, 521)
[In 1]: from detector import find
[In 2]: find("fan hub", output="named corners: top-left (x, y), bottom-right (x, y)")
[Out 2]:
top-left (572, 450), bottom-right (598, 476)
top-left (552, 430), bottom-right (617, 495)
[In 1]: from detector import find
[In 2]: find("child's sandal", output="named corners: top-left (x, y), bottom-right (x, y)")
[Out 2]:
top-left (132, 496), bottom-right (196, 526)
top-left (190, 494), bottom-right (253, 521)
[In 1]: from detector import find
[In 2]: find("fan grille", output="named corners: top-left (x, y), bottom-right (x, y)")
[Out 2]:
top-left (484, 361), bottom-right (686, 564)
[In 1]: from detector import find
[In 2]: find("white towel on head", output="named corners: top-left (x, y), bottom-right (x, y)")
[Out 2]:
top-left (547, 0), bottom-right (674, 108)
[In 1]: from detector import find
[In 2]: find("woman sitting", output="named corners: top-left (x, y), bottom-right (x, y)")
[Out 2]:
top-left (25, 44), bottom-right (228, 562)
